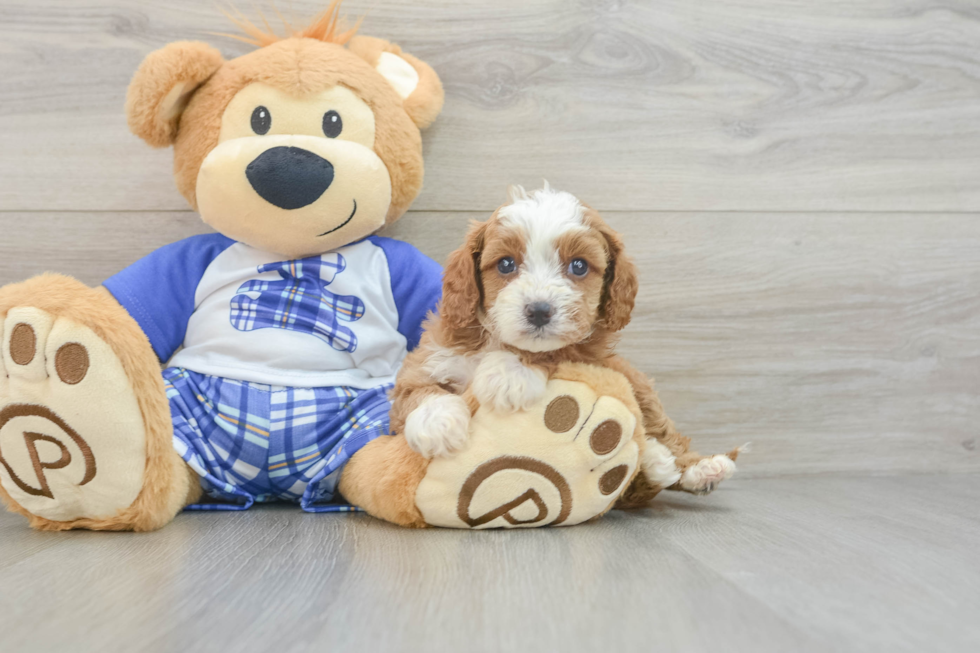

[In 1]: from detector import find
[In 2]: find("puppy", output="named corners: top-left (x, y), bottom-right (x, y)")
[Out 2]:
top-left (389, 184), bottom-right (741, 500)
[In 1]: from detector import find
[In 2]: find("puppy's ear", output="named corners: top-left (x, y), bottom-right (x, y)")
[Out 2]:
top-left (440, 221), bottom-right (488, 331)
top-left (348, 36), bottom-right (445, 129)
top-left (126, 41), bottom-right (224, 148)
top-left (597, 221), bottom-right (639, 332)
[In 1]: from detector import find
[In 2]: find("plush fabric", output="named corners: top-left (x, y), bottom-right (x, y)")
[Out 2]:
top-left (0, 276), bottom-right (192, 531)
top-left (0, 3), bottom-right (447, 532)
top-left (338, 432), bottom-right (430, 528)
top-left (125, 41), bottom-right (225, 148)
top-left (165, 37), bottom-right (433, 228)
top-left (0, 306), bottom-right (146, 522)
top-left (194, 132), bottom-right (393, 256)
top-left (417, 366), bottom-right (643, 528)
top-left (347, 36), bottom-right (445, 129)
top-left (340, 363), bottom-right (645, 529)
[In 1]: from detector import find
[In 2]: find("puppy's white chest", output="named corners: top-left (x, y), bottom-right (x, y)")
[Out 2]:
top-left (423, 346), bottom-right (482, 390)
top-left (471, 350), bottom-right (548, 412)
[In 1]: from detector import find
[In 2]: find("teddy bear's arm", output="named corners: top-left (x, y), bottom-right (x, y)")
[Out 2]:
top-left (366, 235), bottom-right (443, 352)
top-left (102, 233), bottom-right (236, 362)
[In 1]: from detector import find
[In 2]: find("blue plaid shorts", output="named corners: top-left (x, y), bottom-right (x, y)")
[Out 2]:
top-left (163, 367), bottom-right (391, 513)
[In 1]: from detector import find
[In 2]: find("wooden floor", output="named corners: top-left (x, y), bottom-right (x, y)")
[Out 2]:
top-left (1, 475), bottom-right (977, 653)
top-left (1, 1), bottom-right (978, 651)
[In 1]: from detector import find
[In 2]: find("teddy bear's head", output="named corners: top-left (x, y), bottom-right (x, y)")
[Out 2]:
top-left (125, 3), bottom-right (443, 258)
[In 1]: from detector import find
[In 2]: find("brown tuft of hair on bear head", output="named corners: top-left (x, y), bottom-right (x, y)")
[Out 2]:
top-left (216, 0), bottom-right (363, 49)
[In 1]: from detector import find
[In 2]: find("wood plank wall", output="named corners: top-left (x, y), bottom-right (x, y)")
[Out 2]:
top-left (1, 0), bottom-right (978, 476)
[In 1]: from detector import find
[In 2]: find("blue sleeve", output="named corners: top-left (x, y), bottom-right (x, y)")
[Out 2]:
top-left (103, 233), bottom-right (236, 362)
top-left (369, 236), bottom-right (443, 351)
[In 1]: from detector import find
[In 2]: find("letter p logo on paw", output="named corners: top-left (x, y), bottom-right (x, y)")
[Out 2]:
top-left (0, 404), bottom-right (96, 500)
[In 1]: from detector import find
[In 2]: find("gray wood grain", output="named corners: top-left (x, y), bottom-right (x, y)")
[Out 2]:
top-left (2, 210), bottom-right (978, 476)
top-left (2, 0), bottom-right (980, 212)
top-left (2, 4), bottom-right (978, 653)
top-left (0, 475), bottom-right (977, 652)
top-left (651, 475), bottom-right (980, 651)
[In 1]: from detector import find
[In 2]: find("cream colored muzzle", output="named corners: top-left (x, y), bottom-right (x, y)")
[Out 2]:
top-left (196, 134), bottom-right (392, 258)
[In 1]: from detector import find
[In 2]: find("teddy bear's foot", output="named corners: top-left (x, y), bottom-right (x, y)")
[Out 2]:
top-left (416, 364), bottom-right (643, 529)
top-left (0, 275), bottom-right (192, 531)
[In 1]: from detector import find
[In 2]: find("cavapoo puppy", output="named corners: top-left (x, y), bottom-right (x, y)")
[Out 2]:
top-left (388, 185), bottom-right (741, 502)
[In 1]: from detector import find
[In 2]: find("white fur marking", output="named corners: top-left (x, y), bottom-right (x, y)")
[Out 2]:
top-left (471, 350), bottom-right (548, 412)
top-left (404, 394), bottom-right (472, 459)
top-left (422, 344), bottom-right (480, 390)
top-left (498, 185), bottom-right (585, 243)
top-left (491, 186), bottom-right (588, 352)
top-left (376, 52), bottom-right (420, 99)
top-left (641, 440), bottom-right (682, 488)
top-left (681, 455), bottom-right (737, 495)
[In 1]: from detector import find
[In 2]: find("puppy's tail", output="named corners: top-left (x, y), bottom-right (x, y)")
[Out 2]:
top-left (726, 442), bottom-right (751, 462)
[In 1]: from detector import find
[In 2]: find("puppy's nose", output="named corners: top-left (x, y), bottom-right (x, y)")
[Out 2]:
top-left (525, 302), bottom-right (553, 327)
top-left (246, 146), bottom-right (334, 210)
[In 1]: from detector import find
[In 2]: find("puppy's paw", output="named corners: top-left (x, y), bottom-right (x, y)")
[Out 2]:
top-left (404, 394), bottom-right (472, 459)
top-left (680, 454), bottom-right (737, 496)
top-left (641, 439), bottom-right (682, 489)
top-left (471, 351), bottom-right (547, 412)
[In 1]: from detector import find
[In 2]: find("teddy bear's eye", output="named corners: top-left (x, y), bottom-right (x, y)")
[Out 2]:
top-left (322, 110), bottom-right (343, 138)
top-left (251, 106), bottom-right (271, 135)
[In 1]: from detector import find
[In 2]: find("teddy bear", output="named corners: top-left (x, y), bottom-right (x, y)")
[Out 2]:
top-left (0, 3), bottom-right (450, 531)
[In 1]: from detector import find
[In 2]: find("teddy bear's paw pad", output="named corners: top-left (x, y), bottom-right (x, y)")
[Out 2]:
top-left (416, 378), bottom-right (640, 529)
top-left (0, 307), bottom-right (146, 521)
top-left (679, 454), bottom-right (737, 496)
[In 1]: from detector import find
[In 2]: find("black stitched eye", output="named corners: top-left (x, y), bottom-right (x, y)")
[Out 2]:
top-left (568, 258), bottom-right (589, 277)
top-left (251, 106), bottom-right (271, 135)
top-left (323, 110), bottom-right (343, 138)
top-left (497, 257), bottom-right (516, 274)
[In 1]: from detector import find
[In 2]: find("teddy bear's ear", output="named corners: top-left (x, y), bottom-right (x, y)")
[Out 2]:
top-left (125, 41), bottom-right (225, 148)
top-left (348, 36), bottom-right (444, 129)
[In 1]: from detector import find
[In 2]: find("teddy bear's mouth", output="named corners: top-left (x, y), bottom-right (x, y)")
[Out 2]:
top-left (317, 199), bottom-right (358, 237)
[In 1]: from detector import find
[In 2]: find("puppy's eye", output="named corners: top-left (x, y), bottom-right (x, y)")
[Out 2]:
top-left (497, 257), bottom-right (517, 274)
top-left (323, 110), bottom-right (343, 138)
top-left (568, 258), bottom-right (589, 277)
top-left (251, 106), bottom-right (271, 135)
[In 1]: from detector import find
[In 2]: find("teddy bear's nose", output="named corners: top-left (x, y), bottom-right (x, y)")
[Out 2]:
top-left (245, 146), bottom-right (334, 210)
